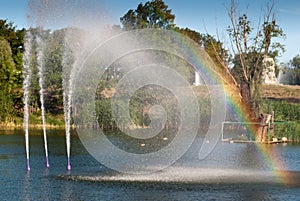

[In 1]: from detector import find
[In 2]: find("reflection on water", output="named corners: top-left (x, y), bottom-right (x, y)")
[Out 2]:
top-left (23, 172), bottom-right (31, 201)
top-left (0, 129), bottom-right (299, 200)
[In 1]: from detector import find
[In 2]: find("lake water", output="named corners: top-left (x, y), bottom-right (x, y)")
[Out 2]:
top-left (0, 129), bottom-right (299, 201)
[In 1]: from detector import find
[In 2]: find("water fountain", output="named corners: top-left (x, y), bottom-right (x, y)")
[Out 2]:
top-left (36, 31), bottom-right (50, 168)
top-left (22, 28), bottom-right (50, 170)
top-left (25, 0), bottom-right (109, 171)
top-left (22, 31), bottom-right (33, 171)
top-left (62, 44), bottom-right (72, 171)
top-left (22, 1), bottom-right (298, 192)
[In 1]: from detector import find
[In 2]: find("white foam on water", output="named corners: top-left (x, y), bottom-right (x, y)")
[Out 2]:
top-left (62, 166), bottom-right (279, 184)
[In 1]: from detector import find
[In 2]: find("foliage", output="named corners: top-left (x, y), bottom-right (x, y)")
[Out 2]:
top-left (43, 29), bottom-right (65, 114)
top-left (25, 28), bottom-right (50, 113)
top-left (24, 27), bottom-right (66, 116)
top-left (0, 20), bottom-right (25, 95)
top-left (95, 85), bottom-right (212, 131)
top-left (0, 0), bottom-right (293, 129)
top-left (0, 38), bottom-right (16, 90)
top-left (120, 0), bottom-right (175, 30)
top-left (120, 0), bottom-right (232, 87)
top-left (226, 0), bottom-right (285, 118)
top-left (0, 86), bottom-right (15, 122)
top-left (279, 67), bottom-right (300, 85)
top-left (175, 28), bottom-right (230, 70)
top-left (279, 54), bottom-right (300, 85)
top-left (0, 19), bottom-right (25, 68)
top-left (262, 100), bottom-right (300, 121)
top-left (0, 20), bottom-right (25, 121)
top-left (290, 54), bottom-right (300, 69)
top-left (261, 99), bottom-right (300, 141)
top-left (0, 23), bottom-right (67, 124)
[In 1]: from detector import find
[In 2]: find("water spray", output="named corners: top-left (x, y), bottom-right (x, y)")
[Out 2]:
top-left (36, 32), bottom-right (50, 168)
top-left (63, 89), bottom-right (71, 171)
top-left (22, 31), bottom-right (33, 171)
top-left (61, 31), bottom-right (86, 171)
top-left (62, 44), bottom-right (73, 171)
top-left (67, 156), bottom-right (71, 171)
top-left (66, 89), bottom-right (72, 171)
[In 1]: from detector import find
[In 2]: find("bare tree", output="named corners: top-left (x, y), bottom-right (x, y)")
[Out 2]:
top-left (220, 0), bottom-right (285, 119)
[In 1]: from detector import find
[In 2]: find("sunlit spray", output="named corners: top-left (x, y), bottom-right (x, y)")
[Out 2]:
top-left (22, 31), bottom-right (33, 171)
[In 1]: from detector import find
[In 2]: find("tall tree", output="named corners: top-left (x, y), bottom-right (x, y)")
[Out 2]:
top-left (0, 19), bottom-right (25, 87)
top-left (0, 38), bottom-right (16, 90)
top-left (225, 0), bottom-right (285, 118)
top-left (285, 54), bottom-right (300, 85)
top-left (0, 38), bottom-right (16, 121)
top-left (290, 54), bottom-right (300, 69)
top-left (0, 20), bottom-right (25, 120)
top-left (43, 29), bottom-right (65, 114)
top-left (120, 1), bottom-right (232, 86)
top-left (120, 0), bottom-right (175, 30)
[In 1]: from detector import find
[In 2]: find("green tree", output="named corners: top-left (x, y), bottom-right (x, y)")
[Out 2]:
top-left (0, 19), bottom-right (25, 118)
top-left (43, 29), bottom-right (65, 114)
top-left (24, 27), bottom-right (51, 114)
top-left (0, 38), bottom-right (16, 89)
top-left (25, 27), bottom-right (66, 115)
top-left (281, 54), bottom-right (300, 85)
top-left (120, 0), bottom-right (175, 30)
top-left (291, 54), bottom-right (300, 69)
top-left (0, 19), bottom-right (25, 61)
top-left (0, 38), bottom-right (16, 121)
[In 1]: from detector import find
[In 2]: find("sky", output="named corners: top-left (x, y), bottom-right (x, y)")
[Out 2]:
top-left (0, 0), bottom-right (299, 63)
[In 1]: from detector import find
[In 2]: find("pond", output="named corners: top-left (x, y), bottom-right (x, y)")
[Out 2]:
top-left (0, 129), bottom-right (299, 201)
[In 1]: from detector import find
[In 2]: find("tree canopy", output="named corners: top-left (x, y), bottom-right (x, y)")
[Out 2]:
top-left (290, 55), bottom-right (300, 69)
top-left (280, 55), bottom-right (300, 85)
top-left (120, 0), bottom-right (175, 30)
top-left (0, 0), bottom-right (296, 127)
top-left (0, 20), bottom-right (25, 121)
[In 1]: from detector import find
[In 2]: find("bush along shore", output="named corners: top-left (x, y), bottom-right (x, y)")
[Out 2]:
top-left (0, 86), bottom-right (299, 142)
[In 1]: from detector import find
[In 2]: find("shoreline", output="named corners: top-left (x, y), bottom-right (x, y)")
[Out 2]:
top-left (0, 123), bottom-right (67, 130)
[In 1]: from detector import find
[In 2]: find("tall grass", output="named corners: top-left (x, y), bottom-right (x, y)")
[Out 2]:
top-left (262, 100), bottom-right (300, 142)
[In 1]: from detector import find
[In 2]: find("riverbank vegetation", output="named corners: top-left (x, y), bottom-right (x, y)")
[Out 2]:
top-left (0, 1), bottom-right (299, 139)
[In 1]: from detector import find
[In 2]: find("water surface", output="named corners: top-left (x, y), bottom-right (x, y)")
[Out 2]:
top-left (0, 129), bottom-right (299, 201)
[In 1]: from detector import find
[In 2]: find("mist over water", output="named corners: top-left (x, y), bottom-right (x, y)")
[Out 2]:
top-left (23, 0), bottom-right (293, 177)
top-left (27, 0), bottom-right (110, 30)
top-left (24, 0), bottom-right (228, 174)
top-left (36, 31), bottom-right (50, 167)
top-left (26, 0), bottom-right (118, 170)
top-left (22, 31), bottom-right (33, 170)
top-left (13, 1), bottom-right (300, 199)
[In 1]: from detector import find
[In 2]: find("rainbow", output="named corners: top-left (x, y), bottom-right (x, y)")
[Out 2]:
top-left (171, 28), bottom-right (294, 186)
top-left (224, 81), bottom-right (294, 186)
top-left (71, 28), bottom-right (294, 183)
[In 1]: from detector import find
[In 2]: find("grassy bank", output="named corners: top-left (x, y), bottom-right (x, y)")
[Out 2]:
top-left (1, 85), bottom-right (299, 135)
top-left (0, 113), bottom-right (65, 130)
top-left (261, 84), bottom-right (300, 103)
top-left (261, 85), bottom-right (300, 142)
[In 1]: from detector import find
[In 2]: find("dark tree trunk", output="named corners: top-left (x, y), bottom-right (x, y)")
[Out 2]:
top-left (240, 81), bottom-right (251, 107)
top-left (240, 80), bottom-right (257, 121)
